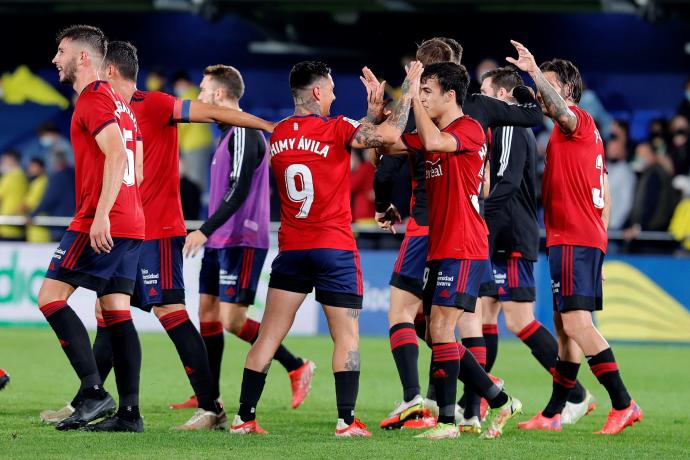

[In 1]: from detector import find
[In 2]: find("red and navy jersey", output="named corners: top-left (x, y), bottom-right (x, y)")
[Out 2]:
top-left (129, 90), bottom-right (187, 240)
top-left (542, 106), bottom-right (607, 253)
top-left (402, 116), bottom-right (488, 260)
top-left (405, 151), bottom-right (429, 237)
top-left (269, 114), bottom-right (360, 251)
top-left (69, 80), bottom-right (144, 239)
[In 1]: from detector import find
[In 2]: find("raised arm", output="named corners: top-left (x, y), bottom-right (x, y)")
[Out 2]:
top-left (412, 97), bottom-right (458, 153)
top-left (350, 61), bottom-right (424, 149)
top-left (178, 100), bottom-right (275, 133)
top-left (135, 139), bottom-right (144, 185)
top-left (92, 123), bottom-right (129, 253)
top-left (359, 66), bottom-right (387, 125)
top-left (506, 40), bottom-right (577, 134)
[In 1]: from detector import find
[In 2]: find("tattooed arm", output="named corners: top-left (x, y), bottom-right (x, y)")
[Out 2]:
top-left (358, 66), bottom-right (387, 124)
top-left (350, 61), bottom-right (424, 149)
top-left (506, 40), bottom-right (577, 135)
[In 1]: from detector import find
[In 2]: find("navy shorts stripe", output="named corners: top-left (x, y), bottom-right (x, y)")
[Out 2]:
top-left (549, 245), bottom-right (603, 312)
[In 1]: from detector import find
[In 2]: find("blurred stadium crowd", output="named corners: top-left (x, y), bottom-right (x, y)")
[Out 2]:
top-left (1, 56), bottom-right (689, 253)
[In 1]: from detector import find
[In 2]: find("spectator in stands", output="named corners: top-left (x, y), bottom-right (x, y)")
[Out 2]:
top-left (0, 149), bottom-right (28, 240)
top-left (669, 173), bottom-right (690, 252)
top-left (626, 143), bottom-right (678, 241)
top-left (179, 158), bottom-right (201, 221)
top-left (649, 118), bottom-right (670, 156)
top-left (609, 119), bottom-right (635, 160)
top-left (668, 115), bottom-right (690, 176)
top-left (580, 83), bottom-right (613, 139)
top-left (606, 139), bottom-right (636, 230)
top-left (30, 151), bottom-right (75, 241)
top-left (350, 149), bottom-right (376, 224)
top-left (22, 158), bottom-right (50, 242)
top-left (20, 122), bottom-right (73, 170)
top-left (145, 67), bottom-right (167, 93)
top-left (675, 77), bottom-right (690, 121)
top-left (174, 71), bottom-right (214, 191)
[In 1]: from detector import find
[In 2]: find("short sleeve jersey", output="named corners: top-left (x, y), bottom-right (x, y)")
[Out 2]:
top-left (542, 106), bottom-right (607, 253)
top-left (129, 90), bottom-right (186, 240)
top-left (402, 116), bottom-right (488, 261)
top-left (269, 114), bottom-right (360, 251)
top-left (69, 81), bottom-right (144, 239)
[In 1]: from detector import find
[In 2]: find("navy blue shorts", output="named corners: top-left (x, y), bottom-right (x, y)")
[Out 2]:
top-left (548, 245), bottom-right (604, 312)
top-left (423, 258), bottom-right (491, 314)
top-left (268, 249), bottom-right (363, 309)
top-left (131, 237), bottom-right (186, 312)
top-left (199, 247), bottom-right (268, 305)
top-left (45, 230), bottom-right (142, 297)
top-left (491, 257), bottom-right (536, 302)
top-left (390, 235), bottom-right (428, 297)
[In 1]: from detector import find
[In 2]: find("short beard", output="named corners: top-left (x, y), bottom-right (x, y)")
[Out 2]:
top-left (60, 58), bottom-right (77, 85)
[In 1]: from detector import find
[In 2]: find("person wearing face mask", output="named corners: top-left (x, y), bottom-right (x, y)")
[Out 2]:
top-left (605, 138), bottom-right (636, 231)
top-left (22, 157), bottom-right (51, 242)
top-left (675, 77), bottom-right (690, 121)
top-left (668, 115), bottom-right (690, 176)
top-left (0, 149), bottom-right (29, 240)
top-left (21, 122), bottom-right (73, 171)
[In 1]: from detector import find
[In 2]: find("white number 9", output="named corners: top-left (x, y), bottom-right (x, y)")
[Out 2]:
top-left (121, 128), bottom-right (135, 186)
top-left (592, 154), bottom-right (604, 209)
top-left (285, 164), bottom-right (314, 218)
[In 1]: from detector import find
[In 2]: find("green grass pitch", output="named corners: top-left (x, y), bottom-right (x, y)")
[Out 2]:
top-left (1, 328), bottom-right (689, 459)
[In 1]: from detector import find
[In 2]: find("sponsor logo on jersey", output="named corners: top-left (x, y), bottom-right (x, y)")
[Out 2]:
top-left (425, 159), bottom-right (443, 179)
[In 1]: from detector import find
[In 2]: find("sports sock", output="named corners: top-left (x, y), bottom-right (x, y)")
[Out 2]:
top-left (334, 371), bottom-right (360, 425)
top-left (160, 310), bottom-right (218, 412)
top-left (103, 309), bottom-right (141, 408)
top-left (517, 320), bottom-right (586, 403)
top-left (238, 368), bottom-right (267, 422)
top-left (116, 405), bottom-right (141, 422)
top-left (389, 323), bottom-right (421, 402)
top-left (40, 301), bottom-right (102, 391)
top-left (93, 319), bottom-right (113, 382)
top-left (456, 343), bottom-right (508, 408)
top-left (431, 343), bottom-right (460, 424)
top-left (587, 348), bottom-right (631, 410)
top-left (237, 318), bottom-right (303, 372)
top-left (482, 323), bottom-right (499, 372)
top-left (460, 337), bottom-right (485, 418)
top-left (200, 321), bottom-right (224, 398)
top-left (542, 360), bottom-right (579, 417)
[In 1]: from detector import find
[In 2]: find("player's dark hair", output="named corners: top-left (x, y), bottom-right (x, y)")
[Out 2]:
top-left (203, 64), bottom-right (245, 100)
top-left (539, 58), bottom-right (583, 103)
top-left (416, 39), bottom-right (453, 66)
top-left (289, 61), bottom-right (331, 97)
top-left (436, 37), bottom-right (463, 64)
top-left (421, 62), bottom-right (470, 107)
top-left (56, 24), bottom-right (107, 57)
top-left (104, 41), bottom-right (139, 81)
top-left (480, 66), bottom-right (524, 93)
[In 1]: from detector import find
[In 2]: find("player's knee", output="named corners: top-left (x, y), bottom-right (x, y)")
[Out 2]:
top-left (561, 314), bottom-right (592, 339)
top-left (224, 309), bottom-right (248, 335)
top-left (429, 315), bottom-right (452, 342)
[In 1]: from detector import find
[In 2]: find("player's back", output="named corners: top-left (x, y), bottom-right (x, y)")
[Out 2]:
top-left (69, 80), bottom-right (144, 239)
top-left (269, 114), bottom-right (360, 251)
top-left (129, 90), bottom-right (185, 240)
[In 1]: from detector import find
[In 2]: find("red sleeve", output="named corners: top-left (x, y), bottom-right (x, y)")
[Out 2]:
top-left (335, 116), bottom-right (362, 150)
top-left (401, 132), bottom-right (423, 152)
top-left (449, 121), bottom-right (484, 153)
top-left (565, 106), bottom-right (590, 140)
top-left (148, 91), bottom-right (176, 126)
top-left (78, 90), bottom-right (117, 137)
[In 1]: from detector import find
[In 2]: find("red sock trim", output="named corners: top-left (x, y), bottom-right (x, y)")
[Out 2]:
top-left (590, 362), bottom-right (619, 378)
top-left (482, 323), bottom-right (498, 335)
top-left (553, 370), bottom-right (577, 389)
top-left (159, 310), bottom-right (190, 331)
top-left (237, 318), bottom-right (260, 343)
top-left (468, 346), bottom-right (487, 366)
top-left (39, 300), bottom-right (67, 318)
top-left (102, 309), bottom-right (132, 327)
top-left (456, 342), bottom-right (467, 359)
top-left (432, 343), bottom-right (460, 362)
top-left (200, 321), bottom-right (224, 337)
top-left (517, 320), bottom-right (542, 341)
top-left (96, 317), bottom-right (106, 328)
top-left (390, 327), bottom-right (418, 350)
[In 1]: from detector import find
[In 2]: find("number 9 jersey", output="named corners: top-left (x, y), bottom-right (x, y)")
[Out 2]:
top-left (69, 80), bottom-right (145, 239)
top-left (542, 105), bottom-right (607, 253)
top-left (269, 114), bottom-right (361, 251)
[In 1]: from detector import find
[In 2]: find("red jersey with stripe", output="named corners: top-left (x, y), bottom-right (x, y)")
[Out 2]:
top-left (402, 115), bottom-right (488, 260)
top-left (129, 90), bottom-right (187, 240)
top-left (68, 80), bottom-right (144, 239)
top-left (542, 106), bottom-right (607, 253)
top-left (269, 114), bottom-right (360, 251)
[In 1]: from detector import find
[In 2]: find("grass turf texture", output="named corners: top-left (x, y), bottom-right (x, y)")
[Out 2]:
top-left (1, 328), bottom-right (688, 459)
